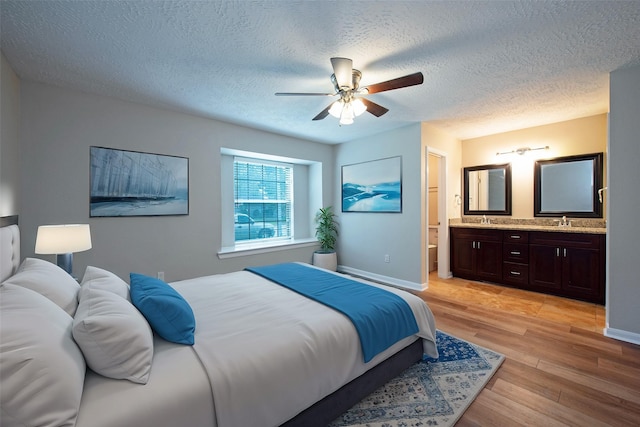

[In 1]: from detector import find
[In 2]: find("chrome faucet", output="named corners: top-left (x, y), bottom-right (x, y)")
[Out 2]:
top-left (481, 215), bottom-right (490, 225)
top-left (556, 216), bottom-right (570, 227)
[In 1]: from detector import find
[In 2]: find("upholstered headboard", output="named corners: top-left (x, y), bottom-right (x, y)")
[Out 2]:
top-left (0, 216), bottom-right (20, 282)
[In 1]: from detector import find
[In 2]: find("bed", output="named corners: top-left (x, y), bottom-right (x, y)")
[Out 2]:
top-left (0, 216), bottom-right (438, 427)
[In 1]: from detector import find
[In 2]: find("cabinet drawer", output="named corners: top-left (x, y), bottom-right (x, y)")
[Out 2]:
top-left (529, 231), bottom-right (602, 249)
top-left (504, 230), bottom-right (529, 243)
top-left (503, 262), bottom-right (529, 286)
top-left (451, 227), bottom-right (502, 242)
top-left (503, 243), bottom-right (529, 263)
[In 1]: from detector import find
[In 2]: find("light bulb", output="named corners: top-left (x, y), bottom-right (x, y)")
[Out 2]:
top-left (328, 100), bottom-right (343, 118)
top-left (352, 98), bottom-right (367, 116)
top-left (340, 102), bottom-right (355, 125)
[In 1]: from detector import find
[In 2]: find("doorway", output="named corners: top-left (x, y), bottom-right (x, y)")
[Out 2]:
top-left (426, 149), bottom-right (447, 285)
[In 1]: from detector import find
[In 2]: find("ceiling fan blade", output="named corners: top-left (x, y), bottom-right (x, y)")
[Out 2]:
top-left (275, 92), bottom-right (335, 96)
top-left (363, 72), bottom-right (424, 94)
top-left (330, 57), bottom-right (353, 89)
top-left (361, 98), bottom-right (389, 117)
top-left (312, 104), bottom-right (332, 121)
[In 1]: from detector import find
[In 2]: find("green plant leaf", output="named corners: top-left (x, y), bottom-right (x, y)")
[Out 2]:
top-left (315, 206), bottom-right (339, 252)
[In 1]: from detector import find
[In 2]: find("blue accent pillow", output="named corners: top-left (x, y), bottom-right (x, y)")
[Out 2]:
top-left (130, 273), bottom-right (195, 345)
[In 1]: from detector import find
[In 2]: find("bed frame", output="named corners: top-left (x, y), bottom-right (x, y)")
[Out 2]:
top-left (0, 215), bottom-right (18, 227)
top-left (0, 215), bottom-right (423, 426)
top-left (0, 215), bottom-right (20, 282)
top-left (283, 338), bottom-right (423, 426)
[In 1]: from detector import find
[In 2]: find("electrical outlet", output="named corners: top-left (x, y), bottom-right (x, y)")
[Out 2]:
top-left (384, 254), bottom-right (390, 263)
top-left (157, 271), bottom-right (165, 280)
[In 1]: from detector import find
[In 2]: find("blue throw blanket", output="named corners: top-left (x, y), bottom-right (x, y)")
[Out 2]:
top-left (245, 263), bottom-right (419, 362)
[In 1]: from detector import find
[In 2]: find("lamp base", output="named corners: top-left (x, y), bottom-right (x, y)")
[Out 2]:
top-left (56, 253), bottom-right (73, 276)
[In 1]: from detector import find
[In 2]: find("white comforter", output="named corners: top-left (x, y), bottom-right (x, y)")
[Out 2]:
top-left (172, 265), bottom-right (437, 427)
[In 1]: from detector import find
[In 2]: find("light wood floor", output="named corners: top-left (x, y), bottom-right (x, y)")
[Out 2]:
top-left (414, 272), bottom-right (640, 426)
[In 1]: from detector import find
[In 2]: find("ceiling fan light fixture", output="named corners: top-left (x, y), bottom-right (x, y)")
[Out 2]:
top-left (277, 57), bottom-right (423, 124)
top-left (339, 102), bottom-right (355, 125)
top-left (339, 116), bottom-right (354, 125)
top-left (328, 100), bottom-right (343, 118)
top-left (352, 98), bottom-right (367, 116)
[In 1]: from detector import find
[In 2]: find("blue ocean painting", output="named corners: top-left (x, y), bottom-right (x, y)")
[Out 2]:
top-left (342, 157), bottom-right (402, 212)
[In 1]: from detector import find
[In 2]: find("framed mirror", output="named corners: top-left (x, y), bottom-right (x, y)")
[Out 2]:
top-left (534, 152), bottom-right (603, 218)
top-left (463, 163), bottom-right (512, 215)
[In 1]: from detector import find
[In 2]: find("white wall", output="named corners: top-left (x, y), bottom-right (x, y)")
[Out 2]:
top-left (0, 52), bottom-right (21, 217)
top-left (335, 124), bottom-right (424, 288)
top-left (607, 64), bottom-right (640, 343)
top-left (422, 123), bottom-right (463, 219)
top-left (421, 123), bottom-right (462, 278)
top-left (18, 82), bottom-right (334, 281)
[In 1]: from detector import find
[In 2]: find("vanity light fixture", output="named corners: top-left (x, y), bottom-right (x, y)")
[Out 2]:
top-left (496, 146), bottom-right (549, 156)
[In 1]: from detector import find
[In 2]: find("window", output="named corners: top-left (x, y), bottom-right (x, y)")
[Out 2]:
top-left (219, 148), bottom-right (321, 256)
top-left (233, 158), bottom-right (292, 243)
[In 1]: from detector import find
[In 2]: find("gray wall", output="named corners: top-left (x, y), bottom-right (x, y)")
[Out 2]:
top-left (607, 64), bottom-right (640, 342)
top-left (17, 81), bottom-right (334, 282)
top-left (335, 124), bottom-right (424, 288)
top-left (1, 52), bottom-right (20, 217)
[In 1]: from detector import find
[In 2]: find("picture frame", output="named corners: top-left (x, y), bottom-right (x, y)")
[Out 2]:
top-left (341, 156), bottom-right (402, 213)
top-left (90, 146), bottom-right (189, 217)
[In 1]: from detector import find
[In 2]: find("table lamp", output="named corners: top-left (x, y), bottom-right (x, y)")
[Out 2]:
top-left (35, 224), bottom-right (92, 277)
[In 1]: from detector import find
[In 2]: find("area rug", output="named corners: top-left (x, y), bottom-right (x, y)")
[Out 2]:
top-left (329, 330), bottom-right (504, 427)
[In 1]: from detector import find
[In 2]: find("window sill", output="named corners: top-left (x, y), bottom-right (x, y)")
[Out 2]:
top-left (218, 238), bottom-right (318, 259)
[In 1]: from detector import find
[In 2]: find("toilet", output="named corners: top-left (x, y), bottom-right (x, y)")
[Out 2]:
top-left (428, 227), bottom-right (438, 272)
top-left (428, 244), bottom-right (437, 272)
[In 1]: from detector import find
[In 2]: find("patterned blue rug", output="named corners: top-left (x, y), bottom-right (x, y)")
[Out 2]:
top-left (329, 330), bottom-right (504, 427)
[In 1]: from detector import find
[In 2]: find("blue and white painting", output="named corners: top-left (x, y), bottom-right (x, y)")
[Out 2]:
top-left (90, 147), bottom-right (189, 217)
top-left (342, 156), bottom-right (402, 213)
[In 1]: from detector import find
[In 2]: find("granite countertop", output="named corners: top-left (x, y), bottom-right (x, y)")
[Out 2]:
top-left (449, 218), bottom-right (606, 234)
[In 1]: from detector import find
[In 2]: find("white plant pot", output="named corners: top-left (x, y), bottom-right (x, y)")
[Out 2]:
top-left (313, 251), bottom-right (337, 271)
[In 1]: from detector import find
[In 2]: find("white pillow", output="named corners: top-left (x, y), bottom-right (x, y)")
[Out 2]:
top-left (81, 265), bottom-right (130, 301)
top-left (73, 284), bottom-right (154, 384)
top-left (0, 283), bottom-right (86, 427)
top-left (3, 257), bottom-right (80, 316)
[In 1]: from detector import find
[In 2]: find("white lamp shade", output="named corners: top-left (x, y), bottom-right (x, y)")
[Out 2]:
top-left (35, 224), bottom-right (92, 254)
top-left (352, 98), bottom-right (367, 116)
top-left (339, 101), bottom-right (355, 125)
top-left (328, 100), bottom-right (343, 118)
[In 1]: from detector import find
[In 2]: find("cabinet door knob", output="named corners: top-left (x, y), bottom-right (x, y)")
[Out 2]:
top-left (510, 271), bottom-right (521, 276)
top-left (511, 251), bottom-right (521, 255)
top-left (510, 235), bottom-right (521, 239)
top-left (556, 248), bottom-right (560, 257)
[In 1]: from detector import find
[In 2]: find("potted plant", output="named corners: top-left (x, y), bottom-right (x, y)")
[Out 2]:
top-left (313, 206), bottom-right (339, 271)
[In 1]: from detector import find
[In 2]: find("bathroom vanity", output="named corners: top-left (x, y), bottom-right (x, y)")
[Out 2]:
top-left (450, 223), bottom-right (605, 304)
top-left (455, 152), bottom-right (606, 304)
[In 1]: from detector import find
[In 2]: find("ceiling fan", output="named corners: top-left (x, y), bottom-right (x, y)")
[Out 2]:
top-left (275, 57), bottom-right (424, 125)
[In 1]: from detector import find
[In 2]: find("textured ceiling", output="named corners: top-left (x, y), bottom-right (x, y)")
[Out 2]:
top-left (2, 1), bottom-right (640, 144)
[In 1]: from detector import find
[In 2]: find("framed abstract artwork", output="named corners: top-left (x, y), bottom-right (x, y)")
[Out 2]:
top-left (341, 156), bottom-right (402, 213)
top-left (90, 146), bottom-right (189, 217)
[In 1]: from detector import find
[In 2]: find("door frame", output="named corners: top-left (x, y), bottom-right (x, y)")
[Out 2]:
top-left (426, 147), bottom-right (449, 283)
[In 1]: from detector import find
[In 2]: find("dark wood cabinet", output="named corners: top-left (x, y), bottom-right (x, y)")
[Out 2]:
top-left (503, 231), bottom-right (529, 287)
top-left (529, 232), bottom-right (605, 304)
top-left (450, 228), bottom-right (502, 282)
top-left (450, 227), bottom-right (605, 304)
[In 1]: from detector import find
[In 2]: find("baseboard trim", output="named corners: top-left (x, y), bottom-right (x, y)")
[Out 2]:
top-left (604, 327), bottom-right (640, 345)
top-left (337, 265), bottom-right (426, 291)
